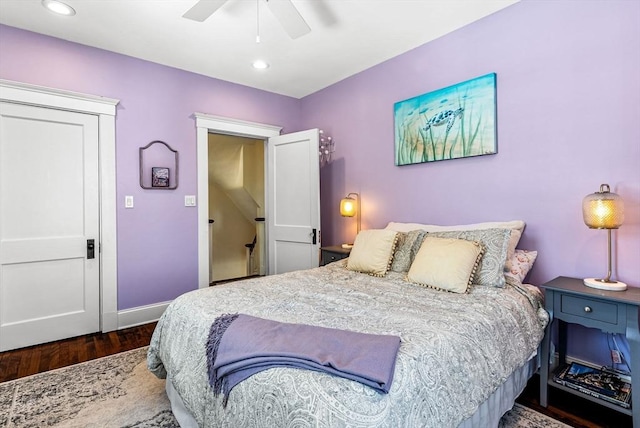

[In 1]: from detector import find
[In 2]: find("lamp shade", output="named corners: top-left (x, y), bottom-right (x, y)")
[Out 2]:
top-left (340, 197), bottom-right (357, 217)
top-left (582, 184), bottom-right (624, 229)
top-left (339, 193), bottom-right (361, 248)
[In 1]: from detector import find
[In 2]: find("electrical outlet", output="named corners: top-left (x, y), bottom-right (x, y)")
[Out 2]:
top-left (611, 350), bottom-right (622, 364)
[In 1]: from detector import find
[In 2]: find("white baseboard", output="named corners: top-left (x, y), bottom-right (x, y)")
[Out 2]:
top-left (117, 301), bottom-right (171, 330)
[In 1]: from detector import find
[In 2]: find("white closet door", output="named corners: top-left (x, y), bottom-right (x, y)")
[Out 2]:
top-left (0, 102), bottom-right (100, 351)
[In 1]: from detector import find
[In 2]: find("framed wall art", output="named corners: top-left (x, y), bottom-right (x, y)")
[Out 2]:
top-left (139, 140), bottom-right (179, 190)
top-left (394, 73), bottom-right (497, 166)
top-left (151, 167), bottom-right (170, 188)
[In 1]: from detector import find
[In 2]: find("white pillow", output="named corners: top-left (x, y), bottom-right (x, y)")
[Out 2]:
top-left (385, 220), bottom-right (525, 234)
top-left (346, 229), bottom-right (398, 277)
top-left (385, 220), bottom-right (524, 264)
top-left (427, 228), bottom-right (511, 287)
top-left (406, 237), bottom-right (484, 293)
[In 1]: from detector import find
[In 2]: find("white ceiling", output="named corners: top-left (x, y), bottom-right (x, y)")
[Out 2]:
top-left (0, 0), bottom-right (519, 98)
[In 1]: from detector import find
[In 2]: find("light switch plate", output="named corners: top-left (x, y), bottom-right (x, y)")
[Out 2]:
top-left (125, 195), bottom-right (134, 208)
top-left (185, 195), bottom-right (196, 207)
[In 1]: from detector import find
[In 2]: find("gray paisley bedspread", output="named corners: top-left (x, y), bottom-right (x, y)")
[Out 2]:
top-left (148, 261), bottom-right (548, 428)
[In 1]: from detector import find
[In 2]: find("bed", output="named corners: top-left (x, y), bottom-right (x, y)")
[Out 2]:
top-left (148, 221), bottom-right (548, 428)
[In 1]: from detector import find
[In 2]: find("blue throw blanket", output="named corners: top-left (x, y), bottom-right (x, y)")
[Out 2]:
top-left (206, 313), bottom-right (401, 406)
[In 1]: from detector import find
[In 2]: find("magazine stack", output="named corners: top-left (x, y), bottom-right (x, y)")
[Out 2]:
top-left (553, 362), bottom-right (632, 409)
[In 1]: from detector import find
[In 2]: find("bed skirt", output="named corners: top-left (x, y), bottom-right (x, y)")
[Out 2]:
top-left (164, 356), bottom-right (537, 428)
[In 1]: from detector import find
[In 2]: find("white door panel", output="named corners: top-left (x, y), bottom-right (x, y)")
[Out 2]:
top-left (2, 258), bottom-right (86, 323)
top-left (273, 241), bottom-right (314, 274)
top-left (272, 141), bottom-right (312, 226)
top-left (267, 129), bottom-right (320, 275)
top-left (1, 237), bottom-right (87, 264)
top-left (1, 116), bottom-right (86, 238)
top-left (0, 102), bottom-right (100, 351)
top-left (271, 226), bottom-right (315, 243)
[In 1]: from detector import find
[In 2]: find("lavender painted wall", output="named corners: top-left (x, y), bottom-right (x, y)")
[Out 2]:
top-left (0, 24), bottom-right (303, 310)
top-left (303, 0), bottom-right (639, 287)
top-left (301, 0), bottom-right (639, 365)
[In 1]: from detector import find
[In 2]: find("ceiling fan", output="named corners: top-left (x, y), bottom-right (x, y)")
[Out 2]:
top-left (183, 0), bottom-right (311, 39)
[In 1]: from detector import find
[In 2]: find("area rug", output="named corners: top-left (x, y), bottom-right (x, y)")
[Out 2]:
top-left (1, 347), bottom-right (571, 428)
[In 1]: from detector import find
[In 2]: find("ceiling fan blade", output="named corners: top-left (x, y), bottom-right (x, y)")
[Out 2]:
top-left (265, 0), bottom-right (311, 39)
top-left (183, 0), bottom-right (228, 22)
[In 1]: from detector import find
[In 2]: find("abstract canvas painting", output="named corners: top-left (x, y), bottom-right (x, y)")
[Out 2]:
top-left (394, 73), bottom-right (497, 166)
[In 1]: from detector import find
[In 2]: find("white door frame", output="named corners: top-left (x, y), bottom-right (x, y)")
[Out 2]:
top-left (194, 113), bottom-right (282, 289)
top-left (0, 79), bottom-right (120, 332)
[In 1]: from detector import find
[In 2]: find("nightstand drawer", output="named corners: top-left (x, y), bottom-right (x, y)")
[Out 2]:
top-left (560, 294), bottom-right (618, 324)
top-left (320, 246), bottom-right (351, 266)
top-left (322, 252), bottom-right (345, 265)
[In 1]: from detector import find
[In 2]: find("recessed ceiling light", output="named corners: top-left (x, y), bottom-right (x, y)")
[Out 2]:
top-left (252, 60), bottom-right (269, 70)
top-left (42, 0), bottom-right (76, 16)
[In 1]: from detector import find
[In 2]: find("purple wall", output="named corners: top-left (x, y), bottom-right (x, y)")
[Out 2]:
top-left (301, 0), bottom-right (639, 365)
top-left (0, 24), bottom-right (303, 309)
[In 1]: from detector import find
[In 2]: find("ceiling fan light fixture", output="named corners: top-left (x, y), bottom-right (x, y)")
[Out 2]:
top-left (42, 0), bottom-right (76, 16)
top-left (252, 60), bottom-right (269, 70)
top-left (183, 0), bottom-right (310, 40)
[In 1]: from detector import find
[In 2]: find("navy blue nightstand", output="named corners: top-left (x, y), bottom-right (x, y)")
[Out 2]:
top-left (540, 276), bottom-right (640, 427)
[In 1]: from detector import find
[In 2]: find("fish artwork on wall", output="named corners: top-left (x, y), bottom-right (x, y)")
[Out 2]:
top-left (394, 73), bottom-right (497, 166)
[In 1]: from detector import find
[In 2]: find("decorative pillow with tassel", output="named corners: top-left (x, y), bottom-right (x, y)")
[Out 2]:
top-left (347, 229), bottom-right (399, 277)
top-left (406, 237), bottom-right (484, 293)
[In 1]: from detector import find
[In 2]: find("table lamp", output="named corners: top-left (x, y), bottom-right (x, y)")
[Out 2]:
top-left (340, 192), bottom-right (360, 249)
top-left (582, 184), bottom-right (626, 291)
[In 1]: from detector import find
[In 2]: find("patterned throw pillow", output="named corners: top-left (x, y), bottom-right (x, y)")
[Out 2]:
top-left (427, 228), bottom-right (511, 287)
top-left (504, 249), bottom-right (538, 284)
top-left (406, 237), bottom-right (484, 293)
top-left (385, 220), bottom-right (524, 266)
top-left (391, 230), bottom-right (428, 273)
top-left (346, 229), bottom-right (399, 277)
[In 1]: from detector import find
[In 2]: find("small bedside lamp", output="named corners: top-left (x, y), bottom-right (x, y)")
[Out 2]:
top-left (340, 192), bottom-right (361, 249)
top-left (582, 184), bottom-right (626, 291)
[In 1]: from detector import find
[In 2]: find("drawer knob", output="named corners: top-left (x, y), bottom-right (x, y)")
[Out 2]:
top-left (584, 306), bottom-right (592, 313)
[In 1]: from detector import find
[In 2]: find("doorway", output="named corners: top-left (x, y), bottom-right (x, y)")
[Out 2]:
top-left (194, 113), bottom-right (321, 289)
top-left (208, 134), bottom-right (265, 284)
top-left (195, 114), bottom-right (281, 288)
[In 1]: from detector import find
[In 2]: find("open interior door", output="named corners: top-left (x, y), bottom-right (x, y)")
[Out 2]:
top-left (267, 129), bottom-right (320, 274)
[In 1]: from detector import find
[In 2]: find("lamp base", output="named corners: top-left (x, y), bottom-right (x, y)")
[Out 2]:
top-left (583, 278), bottom-right (627, 291)
top-left (341, 243), bottom-right (353, 249)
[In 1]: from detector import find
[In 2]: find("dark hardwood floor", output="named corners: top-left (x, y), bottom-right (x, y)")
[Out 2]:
top-left (0, 323), bottom-right (633, 428)
top-left (0, 322), bottom-right (156, 382)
